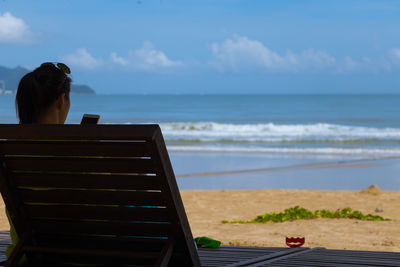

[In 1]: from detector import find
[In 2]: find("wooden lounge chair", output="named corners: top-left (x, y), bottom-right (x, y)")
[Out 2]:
top-left (0, 124), bottom-right (201, 266)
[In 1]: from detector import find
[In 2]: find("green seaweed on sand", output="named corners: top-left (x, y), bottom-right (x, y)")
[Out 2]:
top-left (222, 206), bottom-right (391, 224)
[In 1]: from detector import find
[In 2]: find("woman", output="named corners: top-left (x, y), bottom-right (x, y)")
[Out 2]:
top-left (15, 62), bottom-right (71, 124)
top-left (7, 62), bottom-right (72, 263)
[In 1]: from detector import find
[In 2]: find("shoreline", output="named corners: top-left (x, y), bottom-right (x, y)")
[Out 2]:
top-left (176, 159), bottom-right (382, 178)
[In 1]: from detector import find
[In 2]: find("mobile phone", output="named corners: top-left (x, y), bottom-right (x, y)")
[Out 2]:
top-left (80, 114), bottom-right (100, 124)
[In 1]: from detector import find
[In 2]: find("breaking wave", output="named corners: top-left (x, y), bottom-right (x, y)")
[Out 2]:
top-left (158, 122), bottom-right (400, 156)
top-left (160, 122), bottom-right (400, 143)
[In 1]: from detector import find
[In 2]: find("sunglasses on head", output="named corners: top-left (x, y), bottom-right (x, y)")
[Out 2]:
top-left (40, 62), bottom-right (71, 74)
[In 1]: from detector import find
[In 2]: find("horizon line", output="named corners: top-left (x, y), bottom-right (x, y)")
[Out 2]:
top-left (79, 93), bottom-right (400, 96)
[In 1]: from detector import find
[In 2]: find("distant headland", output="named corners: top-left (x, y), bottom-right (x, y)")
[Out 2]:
top-left (0, 65), bottom-right (96, 95)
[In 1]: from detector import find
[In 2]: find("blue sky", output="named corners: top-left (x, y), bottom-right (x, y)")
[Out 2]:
top-left (1, 0), bottom-right (400, 94)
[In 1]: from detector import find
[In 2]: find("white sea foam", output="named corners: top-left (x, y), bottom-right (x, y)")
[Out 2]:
top-left (159, 122), bottom-right (400, 142)
top-left (167, 145), bottom-right (400, 156)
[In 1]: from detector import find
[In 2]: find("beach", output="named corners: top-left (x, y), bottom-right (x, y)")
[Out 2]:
top-left (1, 94), bottom-right (400, 252)
top-left (180, 187), bottom-right (400, 252)
top-left (0, 186), bottom-right (398, 252)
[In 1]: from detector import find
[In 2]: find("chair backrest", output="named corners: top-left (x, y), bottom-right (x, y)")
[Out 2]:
top-left (0, 124), bottom-right (201, 266)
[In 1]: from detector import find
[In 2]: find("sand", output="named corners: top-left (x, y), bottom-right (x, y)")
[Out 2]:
top-left (0, 185), bottom-right (399, 252)
top-left (181, 185), bottom-right (400, 252)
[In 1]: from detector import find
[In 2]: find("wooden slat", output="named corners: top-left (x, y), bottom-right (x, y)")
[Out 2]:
top-left (248, 248), bottom-right (319, 266)
top-left (24, 244), bottom-right (163, 266)
top-left (25, 205), bottom-right (170, 222)
top-left (3, 157), bottom-right (155, 173)
top-left (0, 124), bottom-right (159, 140)
top-left (199, 247), bottom-right (289, 267)
top-left (11, 173), bottom-right (162, 190)
top-left (27, 255), bottom-right (157, 267)
top-left (25, 245), bottom-right (160, 259)
top-left (36, 233), bottom-right (168, 246)
top-left (25, 247), bottom-right (160, 267)
top-left (204, 248), bottom-right (315, 267)
top-left (290, 249), bottom-right (400, 266)
top-left (31, 219), bottom-right (171, 237)
top-left (224, 247), bottom-right (308, 267)
top-left (18, 188), bottom-right (165, 206)
top-left (25, 246), bottom-right (160, 259)
top-left (0, 141), bottom-right (151, 157)
top-left (33, 234), bottom-right (169, 256)
top-left (257, 247), bottom-right (400, 267)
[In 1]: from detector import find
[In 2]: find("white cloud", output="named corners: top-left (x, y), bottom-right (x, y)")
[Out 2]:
top-left (211, 36), bottom-right (283, 70)
top-left (110, 52), bottom-right (128, 65)
top-left (0, 12), bottom-right (33, 44)
top-left (108, 42), bottom-right (182, 71)
top-left (343, 56), bottom-right (359, 71)
top-left (61, 48), bottom-right (102, 69)
top-left (211, 35), bottom-right (336, 72)
top-left (58, 44), bottom-right (181, 72)
top-left (130, 41), bottom-right (182, 70)
top-left (299, 49), bottom-right (336, 68)
top-left (334, 55), bottom-right (386, 74)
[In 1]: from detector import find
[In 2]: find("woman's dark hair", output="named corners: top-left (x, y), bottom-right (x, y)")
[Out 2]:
top-left (15, 63), bottom-right (71, 123)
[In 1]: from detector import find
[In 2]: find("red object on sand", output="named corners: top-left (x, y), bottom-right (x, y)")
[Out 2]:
top-left (286, 237), bottom-right (305, 248)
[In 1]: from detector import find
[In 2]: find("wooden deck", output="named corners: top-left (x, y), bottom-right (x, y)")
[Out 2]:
top-left (199, 246), bottom-right (400, 266)
top-left (0, 231), bottom-right (399, 266)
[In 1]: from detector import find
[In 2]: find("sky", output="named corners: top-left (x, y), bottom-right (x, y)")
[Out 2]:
top-left (0, 0), bottom-right (400, 94)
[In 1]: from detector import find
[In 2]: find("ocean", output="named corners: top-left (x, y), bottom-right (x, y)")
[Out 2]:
top-left (1, 94), bottom-right (400, 190)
